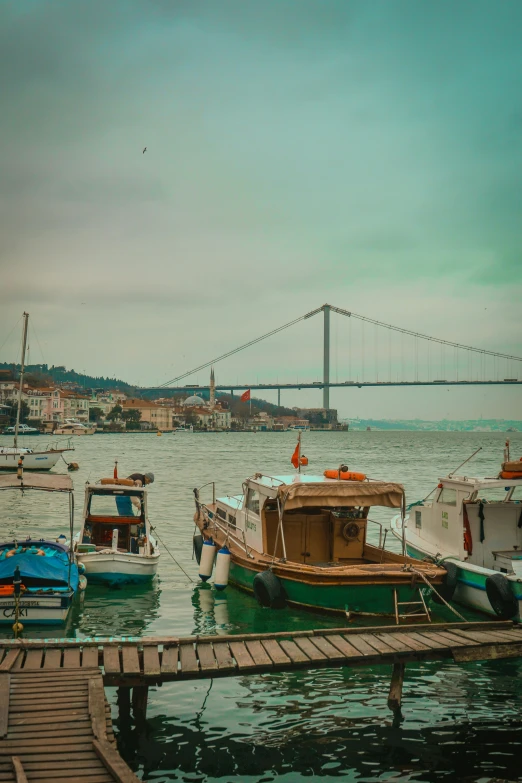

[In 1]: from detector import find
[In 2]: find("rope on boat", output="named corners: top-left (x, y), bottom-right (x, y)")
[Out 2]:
top-left (409, 567), bottom-right (467, 622)
top-left (150, 526), bottom-right (195, 584)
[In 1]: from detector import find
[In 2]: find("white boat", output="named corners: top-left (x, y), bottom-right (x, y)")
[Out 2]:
top-left (54, 420), bottom-right (96, 436)
top-left (0, 472), bottom-right (86, 625)
top-left (1, 313), bottom-right (74, 471)
top-left (391, 446), bottom-right (522, 622)
top-left (175, 425), bottom-right (194, 433)
top-left (3, 423), bottom-right (41, 435)
top-left (74, 476), bottom-right (160, 586)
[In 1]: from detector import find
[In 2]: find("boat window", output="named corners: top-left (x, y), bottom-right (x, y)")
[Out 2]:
top-left (228, 513), bottom-right (236, 527)
top-left (89, 494), bottom-right (140, 517)
top-left (216, 507), bottom-right (227, 520)
top-left (415, 510), bottom-right (422, 528)
top-left (475, 487), bottom-right (512, 503)
top-left (246, 488), bottom-right (260, 515)
top-left (438, 487), bottom-right (457, 506)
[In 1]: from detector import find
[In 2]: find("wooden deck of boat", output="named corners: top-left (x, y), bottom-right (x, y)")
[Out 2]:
top-left (1, 621), bottom-right (522, 687)
top-left (0, 664), bottom-right (139, 783)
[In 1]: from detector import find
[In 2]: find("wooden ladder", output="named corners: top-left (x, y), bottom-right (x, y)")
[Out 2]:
top-left (393, 587), bottom-right (431, 624)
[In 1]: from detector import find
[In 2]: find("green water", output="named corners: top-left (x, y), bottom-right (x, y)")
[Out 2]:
top-left (1, 430), bottom-right (522, 782)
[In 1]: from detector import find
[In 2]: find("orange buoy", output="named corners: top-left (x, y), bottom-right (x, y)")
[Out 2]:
top-left (323, 469), bottom-right (366, 481)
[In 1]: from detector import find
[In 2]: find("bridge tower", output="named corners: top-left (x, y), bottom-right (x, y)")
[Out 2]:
top-left (323, 304), bottom-right (330, 410)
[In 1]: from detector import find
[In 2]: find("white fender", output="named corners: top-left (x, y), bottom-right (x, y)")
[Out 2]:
top-left (199, 539), bottom-right (216, 582)
top-left (214, 545), bottom-right (231, 591)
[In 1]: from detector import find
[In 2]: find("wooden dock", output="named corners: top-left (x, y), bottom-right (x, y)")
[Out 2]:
top-left (1, 620), bottom-right (522, 781)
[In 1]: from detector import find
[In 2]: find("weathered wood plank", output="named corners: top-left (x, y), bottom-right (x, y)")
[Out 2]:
top-left (0, 651), bottom-right (19, 672)
top-left (8, 720), bottom-right (92, 735)
top-left (325, 634), bottom-right (363, 659)
top-left (142, 646), bottom-right (161, 677)
top-left (0, 736), bottom-right (93, 751)
top-left (453, 641), bottom-right (522, 663)
top-left (196, 644), bottom-right (217, 671)
top-left (0, 675), bottom-right (8, 738)
top-left (43, 649), bottom-right (62, 669)
top-left (82, 647), bottom-right (100, 669)
top-left (343, 634), bottom-right (379, 657)
top-left (179, 644), bottom-right (199, 674)
top-left (103, 647), bottom-right (120, 675)
top-left (212, 643), bottom-right (235, 671)
top-left (279, 640), bottom-right (310, 664)
top-left (22, 650), bottom-right (42, 671)
top-left (22, 775), bottom-right (112, 783)
top-left (260, 640), bottom-right (291, 666)
top-left (8, 712), bottom-right (91, 727)
top-left (93, 737), bottom-right (141, 782)
top-left (121, 646), bottom-right (140, 676)
top-left (416, 630), bottom-right (468, 648)
top-left (10, 757), bottom-right (27, 783)
top-left (89, 678), bottom-right (107, 741)
top-left (392, 632), bottom-right (431, 652)
top-left (8, 700), bottom-right (88, 714)
top-left (245, 640), bottom-right (273, 668)
top-left (309, 636), bottom-right (347, 661)
top-left (406, 632), bottom-right (447, 651)
top-left (387, 663), bottom-right (405, 713)
top-left (373, 633), bottom-right (415, 653)
top-left (160, 646), bottom-right (178, 674)
top-left (229, 642), bottom-right (257, 670)
top-left (62, 648), bottom-right (81, 669)
top-left (356, 634), bottom-right (396, 655)
top-left (293, 637), bottom-right (326, 661)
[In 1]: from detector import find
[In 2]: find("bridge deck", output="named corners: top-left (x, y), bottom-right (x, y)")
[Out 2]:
top-left (1, 621), bottom-right (521, 687)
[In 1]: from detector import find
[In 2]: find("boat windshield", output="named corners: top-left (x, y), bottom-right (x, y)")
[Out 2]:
top-left (89, 493), bottom-right (142, 517)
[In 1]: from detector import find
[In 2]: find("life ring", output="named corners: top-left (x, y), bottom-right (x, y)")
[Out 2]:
top-left (342, 521), bottom-right (361, 541)
top-left (324, 470), bottom-right (366, 481)
top-left (253, 570), bottom-right (287, 609)
top-left (100, 478), bottom-right (135, 486)
top-left (485, 573), bottom-right (518, 620)
top-left (193, 534), bottom-right (203, 565)
top-left (432, 560), bottom-right (458, 604)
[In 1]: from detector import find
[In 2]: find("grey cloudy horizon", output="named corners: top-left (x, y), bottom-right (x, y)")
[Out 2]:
top-left (1, 0), bottom-right (521, 419)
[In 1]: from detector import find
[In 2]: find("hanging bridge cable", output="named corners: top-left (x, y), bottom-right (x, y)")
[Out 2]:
top-left (388, 326), bottom-right (391, 383)
top-left (335, 312), bottom-right (338, 383)
top-left (328, 305), bottom-right (522, 363)
top-left (362, 320), bottom-right (365, 382)
top-left (348, 316), bottom-right (352, 380)
top-left (375, 322), bottom-right (378, 382)
top-left (157, 307), bottom-right (323, 387)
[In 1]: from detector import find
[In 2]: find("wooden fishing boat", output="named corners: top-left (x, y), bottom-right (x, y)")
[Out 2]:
top-left (0, 472), bottom-right (86, 625)
top-left (74, 477), bottom-right (160, 586)
top-left (193, 472), bottom-right (447, 617)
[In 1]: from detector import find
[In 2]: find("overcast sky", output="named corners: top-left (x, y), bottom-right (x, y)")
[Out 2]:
top-left (1, 0), bottom-right (521, 419)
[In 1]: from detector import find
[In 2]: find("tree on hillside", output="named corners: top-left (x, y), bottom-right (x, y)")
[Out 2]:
top-left (89, 407), bottom-right (104, 423)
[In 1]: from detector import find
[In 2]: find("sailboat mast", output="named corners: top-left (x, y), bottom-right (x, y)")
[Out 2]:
top-left (13, 312), bottom-right (29, 450)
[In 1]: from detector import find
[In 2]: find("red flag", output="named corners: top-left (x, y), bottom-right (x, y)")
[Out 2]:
top-left (240, 389), bottom-right (251, 402)
top-left (291, 442), bottom-right (300, 469)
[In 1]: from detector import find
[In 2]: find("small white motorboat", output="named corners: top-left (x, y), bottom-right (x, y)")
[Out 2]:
top-left (74, 474), bottom-right (160, 586)
top-left (54, 420), bottom-right (96, 436)
top-left (3, 423), bottom-right (41, 435)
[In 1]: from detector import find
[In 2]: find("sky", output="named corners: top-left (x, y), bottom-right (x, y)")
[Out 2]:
top-left (1, 0), bottom-right (521, 419)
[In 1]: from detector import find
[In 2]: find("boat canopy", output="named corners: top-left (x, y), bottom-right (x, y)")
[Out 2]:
top-left (0, 544), bottom-right (78, 590)
top-left (0, 474), bottom-right (73, 492)
top-left (276, 480), bottom-right (405, 510)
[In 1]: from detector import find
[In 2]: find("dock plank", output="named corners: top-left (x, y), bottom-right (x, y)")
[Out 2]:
top-left (179, 644), bottom-right (199, 674)
top-left (43, 649), bottom-right (62, 669)
top-left (93, 738), bottom-right (141, 782)
top-left (212, 643), bottom-right (235, 671)
top-left (142, 646), bottom-right (161, 676)
top-left (343, 635), bottom-right (379, 657)
top-left (122, 646), bottom-right (140, 676)
top-left (103, 647), bottom-right (120, 675)
top-left (89, 678), bottom-right (107, 741)
top-left (0, 652), bottom-right (19, 673)
top-left (229, 642), bottom-right (257, 670)
top-left (0, 675), bottom-right (8, 738)
top-left (245, 640), bottom-right (273, 668)
top-left (82, 647), bottom-right (100, 669)
top-left (63, 648), bottom-right (81, 669)
top-left (294, 637), bottom-right (326, 661)
top-left (325, 635), bottom-right (363, 659)
top-left (356, 634), bottom-right (396, 655)
top-left (196, 644), bottom-right (218, 671)
top-left (260, 640), bottom-right (291, 666)
top-left (22, 650), bottom-right (42, 671)
top-left (279, 640), bottom-right (310, 664)
top-left (309, 636), bottom-right (347, 661)
top-left (160, 646), bottom-right (178, 675)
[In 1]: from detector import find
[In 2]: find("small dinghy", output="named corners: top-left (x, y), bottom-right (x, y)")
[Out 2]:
top-left (74, 474), bottom-right (160, 586)
top-left (0, 472), bottom-right (86, 625)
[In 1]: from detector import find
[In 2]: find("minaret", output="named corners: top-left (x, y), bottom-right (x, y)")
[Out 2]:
top-left (210, 367), bottom-right (215, 409)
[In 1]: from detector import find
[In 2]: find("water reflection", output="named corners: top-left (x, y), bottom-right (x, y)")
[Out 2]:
top-left (73, 582), bottom-right (161, 638)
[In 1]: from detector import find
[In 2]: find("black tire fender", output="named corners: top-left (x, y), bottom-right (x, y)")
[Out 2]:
top-left (253, 570), bottom-right (287, 609)
top-left (432, 560), bottom-right (459, 605)
top-left (193, 534), bottom-right (203, 565)
top-left (485, 573), bottom-right (518, 620)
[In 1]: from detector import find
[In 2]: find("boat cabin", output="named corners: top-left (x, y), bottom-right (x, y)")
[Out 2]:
top-left (212, 474), bottom-right (404, 564)
top-left (410, 476), bottom-right (522, 571)
top-left (78, 482), bottom-right (151, 555)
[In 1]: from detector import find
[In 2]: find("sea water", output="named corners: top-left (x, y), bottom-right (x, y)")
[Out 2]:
top-left (1, 430), bottom-right (521, 782)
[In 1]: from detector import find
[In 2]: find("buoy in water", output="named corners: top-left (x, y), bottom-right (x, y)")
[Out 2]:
top-left (157, 431), bottom-right (162, 436)
top-left (67, 462), bottom-right (79, 472)
top-left (214, 545), bottom-right (231, 591)
top-left (199, 538), bottom-right (216, 582)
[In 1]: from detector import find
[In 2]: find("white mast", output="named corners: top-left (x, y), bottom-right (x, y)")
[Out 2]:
top-left (13, 312), bottom-right (29, 450)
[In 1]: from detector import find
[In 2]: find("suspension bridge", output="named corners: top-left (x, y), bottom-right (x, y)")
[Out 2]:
top-left (143, 304), bottom-right (522, 408)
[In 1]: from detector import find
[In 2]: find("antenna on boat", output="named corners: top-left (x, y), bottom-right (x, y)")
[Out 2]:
top-left (447, 447), bottom-right (482, 478)
top-left (504, 439), bottom-right (510, 463)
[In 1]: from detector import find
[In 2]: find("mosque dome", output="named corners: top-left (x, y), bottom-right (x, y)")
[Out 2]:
top-left (183, 394), bottom-right (206, 407)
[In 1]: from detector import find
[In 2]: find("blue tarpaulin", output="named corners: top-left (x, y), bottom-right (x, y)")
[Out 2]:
top-left (0, 551), bottom-right (78, 591)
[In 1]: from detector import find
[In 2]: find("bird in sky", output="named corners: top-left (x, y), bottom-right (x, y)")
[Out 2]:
top-left (143, 147), bottom-right (147, 154)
